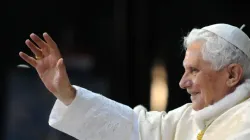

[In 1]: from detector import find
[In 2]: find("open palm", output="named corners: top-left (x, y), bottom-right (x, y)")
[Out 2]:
top-left (19, 33), bottom-right (75, 105)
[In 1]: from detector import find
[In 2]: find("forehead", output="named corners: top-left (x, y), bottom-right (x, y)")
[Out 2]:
top-left (183, 42), bottom-right (203, 67)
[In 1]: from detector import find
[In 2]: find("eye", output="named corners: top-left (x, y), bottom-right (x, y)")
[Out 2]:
top-left (190, 67), bottom-right (199, 74)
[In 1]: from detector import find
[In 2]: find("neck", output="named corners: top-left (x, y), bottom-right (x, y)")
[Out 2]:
top-left (192, 79), bottom-right (250, 129)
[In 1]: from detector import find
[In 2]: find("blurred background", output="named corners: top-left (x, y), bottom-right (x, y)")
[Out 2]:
top-left (2, 0), bottom-right (250, 139)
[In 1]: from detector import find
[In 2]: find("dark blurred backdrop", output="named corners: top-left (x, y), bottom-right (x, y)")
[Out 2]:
top-left (2, 0), bottom-right (250, 139)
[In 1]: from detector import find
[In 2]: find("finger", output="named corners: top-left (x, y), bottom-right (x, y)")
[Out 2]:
top-left (43, 32), bottom-right (57, 49)
top-left (25, 39), bottom-right (43, 57)
top-left (30, 33), bottom-right (49, 55)
top-left (43, 32), bottom-right (61, 56)
top-left (19, 52), bottom-right (37, 67)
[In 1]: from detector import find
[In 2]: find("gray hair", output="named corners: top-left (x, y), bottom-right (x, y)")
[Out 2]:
top-left (183, 28), bottom-right (250, 79)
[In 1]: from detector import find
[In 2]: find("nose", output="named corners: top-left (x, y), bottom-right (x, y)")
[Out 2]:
top-left (179, 74), bottom-right (192, 89)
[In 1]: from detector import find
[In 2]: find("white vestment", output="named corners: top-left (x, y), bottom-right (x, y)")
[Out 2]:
top-left (48, 79), bottom-right (250, 140)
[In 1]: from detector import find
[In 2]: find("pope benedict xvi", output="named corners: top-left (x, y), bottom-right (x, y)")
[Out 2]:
top-left (19, 23), bottom-right (250, 140)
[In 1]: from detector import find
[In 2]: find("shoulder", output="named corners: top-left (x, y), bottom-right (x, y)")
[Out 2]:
top-left (133, 103), bottom-right (193, 123)
top-left (132, 103), bottom-right (193, 139)
top-left (219, 98), bottom-right (250, 126)
top-left (134, 103), bottom-right (192, 115)
top-left (236, 98), bottom-right (250, 119)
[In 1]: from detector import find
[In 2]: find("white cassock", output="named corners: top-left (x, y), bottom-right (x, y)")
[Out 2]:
top-left (48, 79), bottom-right (250, 140)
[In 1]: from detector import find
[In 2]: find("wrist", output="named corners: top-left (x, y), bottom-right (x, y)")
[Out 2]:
top-left (56, 85), bottom-right (76, 106)
top-left (64, 85), bottom-right (76, 105)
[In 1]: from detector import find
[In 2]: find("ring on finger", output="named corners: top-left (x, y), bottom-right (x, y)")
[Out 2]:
top-left (35, 55), bottom-right (43, 60)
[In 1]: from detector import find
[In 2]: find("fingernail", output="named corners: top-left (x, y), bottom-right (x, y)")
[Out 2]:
top-left (30, 33), bottom-right (35, 37)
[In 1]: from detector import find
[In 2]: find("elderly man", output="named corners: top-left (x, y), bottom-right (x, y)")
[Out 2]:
top-left (19, 23), bottom-right (250, 140)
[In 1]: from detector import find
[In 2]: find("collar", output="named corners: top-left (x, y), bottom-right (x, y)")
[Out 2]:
top-left (192, 79), bottom-right (250, 129)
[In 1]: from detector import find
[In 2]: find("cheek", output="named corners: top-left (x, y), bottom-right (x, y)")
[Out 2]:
top-left (193, 73), bottom-right (211, 96)
top-left (192, 73), bottom-right (205, 89)
top-left (195, 73), bottom-right (217, 104)
top-left (193, 72), bottom-right (213, 88)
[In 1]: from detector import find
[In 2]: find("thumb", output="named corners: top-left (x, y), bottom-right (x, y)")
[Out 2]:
top-left (56, 58), bottom-right (66, 75)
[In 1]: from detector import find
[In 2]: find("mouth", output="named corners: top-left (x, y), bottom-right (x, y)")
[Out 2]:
top-left (190, 92), bottom-right (200, 96)
top-left (190, 92), bottom-right (200, 101)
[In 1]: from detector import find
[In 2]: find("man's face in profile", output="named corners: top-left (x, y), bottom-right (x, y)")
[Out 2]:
top-left (179, 42), bottom-right (230, 111)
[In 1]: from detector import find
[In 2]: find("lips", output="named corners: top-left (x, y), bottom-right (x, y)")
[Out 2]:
top-left (190, 92), bottom-right (200, 101)
top-left (187, 90), bottom-right (200, 95)
top-left (189, 92), bottom-right (200, 96)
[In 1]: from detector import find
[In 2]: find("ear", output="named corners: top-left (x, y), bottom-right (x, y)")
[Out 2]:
top-left (226, 64), bottom-right (243, 87)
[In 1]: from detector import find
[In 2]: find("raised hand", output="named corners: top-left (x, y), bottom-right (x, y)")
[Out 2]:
top-left (19, 33), bottom-right (76, 105)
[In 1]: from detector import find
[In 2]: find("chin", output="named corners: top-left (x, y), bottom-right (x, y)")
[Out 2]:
top-left (192, 103), bottom-right (205, 111)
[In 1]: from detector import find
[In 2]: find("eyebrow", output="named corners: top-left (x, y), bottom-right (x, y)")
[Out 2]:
top-left (183, 62), bottom-right (198, 69)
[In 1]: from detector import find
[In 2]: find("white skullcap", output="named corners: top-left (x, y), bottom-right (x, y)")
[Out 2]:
top-left (202, 23), bottom-right (250, 58)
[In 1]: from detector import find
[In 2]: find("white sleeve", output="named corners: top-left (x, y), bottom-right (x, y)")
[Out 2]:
top-left (48, 85), bottom-right (139, 140)
top-left (227, 129), bottom-right (250, 140)
top-left (133, 103), bottom-right (191, 140)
